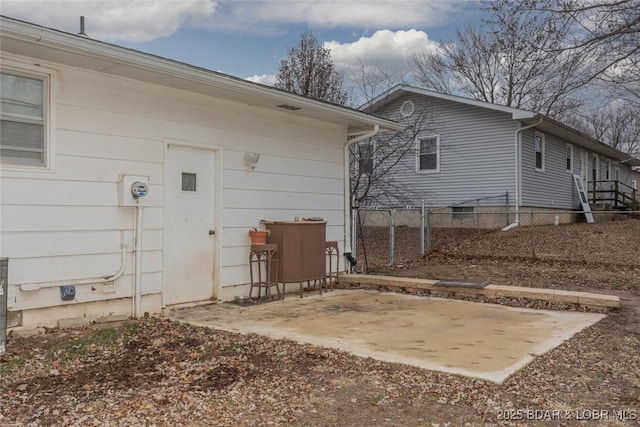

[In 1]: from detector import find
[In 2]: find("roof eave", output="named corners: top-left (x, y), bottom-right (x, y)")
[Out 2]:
top-left (0, 16), bottom-right (403, 133)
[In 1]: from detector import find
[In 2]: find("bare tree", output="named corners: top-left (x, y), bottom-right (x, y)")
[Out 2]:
top-left (495, 0), bottom-right (640, 103)
top-left (274, 31), bottom-right (348, 105)
top-left (575, 101), bottom-right (640, 157)
top-left (410, 8), bottom-right (595, 120)
top-left (349, 110), bottom-right (436, 207)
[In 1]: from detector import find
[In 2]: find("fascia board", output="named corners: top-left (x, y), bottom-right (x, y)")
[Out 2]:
top-left (1, 16), bottom-right (403, 132)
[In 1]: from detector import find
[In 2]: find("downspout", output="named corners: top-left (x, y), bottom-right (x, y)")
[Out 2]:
top-left (502, 118), bottom-right (543, 231)
top-left (344, 125), bottom-right (380, 264)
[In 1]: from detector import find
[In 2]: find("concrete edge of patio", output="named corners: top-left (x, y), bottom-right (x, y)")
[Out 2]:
top-left (338, 274), bottom-right (621, 309)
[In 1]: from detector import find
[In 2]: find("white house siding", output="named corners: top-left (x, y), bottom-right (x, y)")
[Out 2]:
top-left (371, 94), bottom-right (519, 208)
top-left (0, 53), bottom-right (345, 327)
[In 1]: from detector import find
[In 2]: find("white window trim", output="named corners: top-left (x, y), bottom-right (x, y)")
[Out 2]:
top-left (565, 143), bottom-right (574, 173)
top-left (534, 132), bottom-right (545, 172)
top-left (0, 61), bottom-right (56, 172)
top-left (614, 167), bottom-right (620, 181)
top-left (415, 134), bottom-right (440, 174)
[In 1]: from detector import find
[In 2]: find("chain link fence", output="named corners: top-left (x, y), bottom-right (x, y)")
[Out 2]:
top-left (354, 203), bottom-right (640, 272)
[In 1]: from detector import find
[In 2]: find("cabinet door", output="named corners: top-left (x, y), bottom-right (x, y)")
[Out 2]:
top-left (301, 223), bottom-right (325, 280)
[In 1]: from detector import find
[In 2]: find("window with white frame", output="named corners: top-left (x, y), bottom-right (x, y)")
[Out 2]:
top-left (614, 167), bottom-right (620, 181)
top-left (534, 133), bottom-right (545, 171)
top-left (357, 142), bottom-right (374, 176)
top-left (604, 159), bottom-right (610, 180)
top-left (416, 135), bottom-right (439, 172)
top-left (565, 144), bottom-right (573, 172)
top-left (0, 70), bottom-right (48, 166)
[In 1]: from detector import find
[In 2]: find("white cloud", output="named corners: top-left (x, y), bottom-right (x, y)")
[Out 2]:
top-left (326, 29), bottom-right (439, 77)
top-left (1, 1), bottom-right (474, 42)
top-left (1, 0), bottom-right (217, 42)
top-left (227, 1), bottom-right (460, 29)
top-left (245, 74), bottom-right (277, 86)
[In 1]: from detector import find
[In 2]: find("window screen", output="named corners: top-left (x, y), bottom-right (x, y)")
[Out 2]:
top-left (0, 71), bottom-right (46, 165)
top-left (358, 143), bottom-right (373, 175)
top-left (535, 134), bottom-right (544, 170)
top-left (418, 137), bottom-right (438, 171)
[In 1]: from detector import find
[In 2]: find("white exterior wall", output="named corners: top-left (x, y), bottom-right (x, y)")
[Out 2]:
top-left (0, 53), bottom-right (346, 327)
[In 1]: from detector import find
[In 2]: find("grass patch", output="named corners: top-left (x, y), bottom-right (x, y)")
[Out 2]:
top-left (223, 343), bottom-right (245, 354)
top-left (58, 323), bottom-right (138, 362)
top-left (0, 356), bottom-right (26, 376)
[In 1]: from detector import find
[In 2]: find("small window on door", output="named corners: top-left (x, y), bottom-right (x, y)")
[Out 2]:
top-left (181, 172), bottom-right (197, 192)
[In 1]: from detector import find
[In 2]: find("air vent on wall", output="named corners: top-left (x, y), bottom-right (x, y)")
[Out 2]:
top-left (277, 104), bottom-right (302, 111)
top-left (400, 100), bottom-right (415, 117)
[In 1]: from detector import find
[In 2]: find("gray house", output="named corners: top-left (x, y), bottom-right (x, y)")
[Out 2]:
top-left (358, 85), bottom-right (640, 223)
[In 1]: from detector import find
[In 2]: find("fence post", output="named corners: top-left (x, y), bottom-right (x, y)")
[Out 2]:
top-left (530, 211), bottom-right (536, 259)
top-left (505, 191), bottom-right (510, 226)
top-left (426, 210), bottom-right (432, 255)
top-left (351, 209), bottom-right (356, 261)
top-left (389, 209), bottom-right (395, 266)
top-left (420, 200), bottom-right (425, 257)
top-left (476, 199), bottom-right (480, 234)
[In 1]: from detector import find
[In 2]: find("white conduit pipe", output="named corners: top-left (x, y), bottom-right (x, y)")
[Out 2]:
top-left (343, 125), bottom-right (380, 255)
top-left (18, 240), bottom-right (128, 291)
top-left (502, 118), bottom-right (543, 231)
top-left (133, 203), bottom-right (144, 318)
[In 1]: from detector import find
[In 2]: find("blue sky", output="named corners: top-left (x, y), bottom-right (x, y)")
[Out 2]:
top-left (2, 1), bottom-right (483, 95)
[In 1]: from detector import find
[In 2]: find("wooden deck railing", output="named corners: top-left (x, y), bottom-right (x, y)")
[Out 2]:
top-left (590, 180), bottom-right (638, 210)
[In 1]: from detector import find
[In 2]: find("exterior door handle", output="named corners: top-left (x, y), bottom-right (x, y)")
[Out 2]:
top-left (209, 230), bottom-right (215, 235)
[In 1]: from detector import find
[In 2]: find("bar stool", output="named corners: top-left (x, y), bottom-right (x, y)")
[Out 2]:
top-left (325, 241), bottom-right (339, 290)
top-left (249, 244), bottom-right (282, 300)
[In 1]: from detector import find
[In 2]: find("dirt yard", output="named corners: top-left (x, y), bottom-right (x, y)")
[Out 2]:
top-left (1, 221), bottom-right (639, 426)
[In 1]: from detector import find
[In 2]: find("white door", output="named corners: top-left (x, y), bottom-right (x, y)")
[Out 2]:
top-left (164, 144), bottom-right (216, 305)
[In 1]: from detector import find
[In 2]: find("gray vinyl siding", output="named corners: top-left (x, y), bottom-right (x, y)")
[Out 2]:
top-left (371, 94), bottom-right (518, 208)
top-left (520, 130), bottom-right (578, 209)
top-left (521, 131), bottom-right (634, 209)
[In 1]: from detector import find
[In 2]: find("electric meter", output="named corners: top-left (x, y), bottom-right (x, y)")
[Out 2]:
top-left (131, 181), bottom-right (149, 199)
top-left (119, 175), bottom-right (150, 206)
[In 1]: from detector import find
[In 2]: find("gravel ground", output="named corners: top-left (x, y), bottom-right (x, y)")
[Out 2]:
top-left (1, 220), bottom-right (639, 426)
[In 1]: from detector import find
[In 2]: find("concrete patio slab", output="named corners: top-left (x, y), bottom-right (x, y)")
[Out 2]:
top-left (167, 289), bottom-right (605, 383)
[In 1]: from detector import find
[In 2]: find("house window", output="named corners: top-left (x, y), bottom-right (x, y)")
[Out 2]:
top-left (632, 179), bottom-right (637, 190)
top-left (534, 133), bottom-right (545, 171)
top-left (614, 167), bottom-right (620, 181)
top-left (0, 70), bottom-right (48, 166)
top-left (590, 153), bottom-right (598, 182)
top-left (416, 135), bottom-right (439, 172)
top-left (357, 142), bottom-right (374, 175)
top-left (451, 206), bottom-right (474, 220)
top-left (181, 172), bottom-right (197, 192)
top-left (565, 144), bottom-right (573, 172)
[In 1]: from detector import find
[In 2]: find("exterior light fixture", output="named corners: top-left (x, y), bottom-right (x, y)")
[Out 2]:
top-left (244, 152), bottom-right (260, 169)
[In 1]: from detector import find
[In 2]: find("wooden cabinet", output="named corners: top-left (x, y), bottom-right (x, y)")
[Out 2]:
top-left (264, 221), bottom-right (326, 285)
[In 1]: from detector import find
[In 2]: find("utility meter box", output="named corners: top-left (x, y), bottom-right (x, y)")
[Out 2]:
top-left (119, 175), bottom-right (150, 206)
